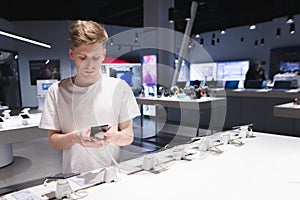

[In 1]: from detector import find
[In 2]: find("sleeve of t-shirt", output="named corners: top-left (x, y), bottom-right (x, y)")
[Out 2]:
top-left (118, 80), bottom-right (141, 123)
top-left (39, 83), bottom-right (61, 131)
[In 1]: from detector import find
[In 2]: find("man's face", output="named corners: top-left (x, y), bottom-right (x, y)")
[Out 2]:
top-left (69, 43), bottom-right (106, 79)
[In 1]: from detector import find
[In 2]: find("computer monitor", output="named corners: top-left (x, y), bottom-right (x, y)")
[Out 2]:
top-left (273, 80), bottom-right (292, 90)
top-left (245, 80), bottom-right (263, 89)
top-left (206, 80), bottom-right (223, 88)
top-left (225, 80), bottom-right (239, 89)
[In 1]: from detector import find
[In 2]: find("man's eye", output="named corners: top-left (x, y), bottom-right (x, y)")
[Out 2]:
top-left (79, 56), bottom-right (86, 60)
top-left (93, 57), bottom-right (101, 60)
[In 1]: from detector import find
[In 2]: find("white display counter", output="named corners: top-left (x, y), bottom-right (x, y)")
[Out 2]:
top-left (273, 102), bottom-right (300, 119)
top-left (0, 113), bottom-right (47, 168)
top-left (3, 132), bottom-right (300, 200)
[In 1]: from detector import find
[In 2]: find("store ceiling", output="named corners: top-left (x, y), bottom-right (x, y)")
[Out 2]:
top-left (1, 0), bottom-right (300, 34)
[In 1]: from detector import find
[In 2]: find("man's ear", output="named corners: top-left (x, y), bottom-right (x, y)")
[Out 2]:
top-left (68, 49), bottom-right (74, 60)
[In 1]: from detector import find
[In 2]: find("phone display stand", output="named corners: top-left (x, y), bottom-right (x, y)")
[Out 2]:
top-left (2, 110), bottom-right (11, 119)
top-left (20, 108), bottom-right (31, 125)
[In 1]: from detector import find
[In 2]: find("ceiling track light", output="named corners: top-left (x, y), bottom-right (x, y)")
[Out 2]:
top-left (249, 24), bottom-right (256, 30)
top-left (168, 7), bottom-right (175, 23)
top-left (195, 34), bottom-right (200, 38)
top-left (240, 36), bottom-right (244, 42)
top-left (260, 38), bottom-right (264, 46)
top-left (200, 38), bottom-right (204, 46)
top-left (276, 28), bottom-right (281, 37)
top-left (254, 40), bottom-right (258, 47)
top-left (286, 16), bottom-right (294, 24)
top-left (0, 30), bottom-right (51, 48)
top-left (211, 39), bottom-right (215, 47)
top-left (290, 23), bottom-right (295, 34)
top-left (220, 29), bottom-right (226, 35)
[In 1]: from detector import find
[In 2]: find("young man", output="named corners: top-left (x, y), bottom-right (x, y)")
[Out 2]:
top-left (39, 20), bottom-right (140, 173)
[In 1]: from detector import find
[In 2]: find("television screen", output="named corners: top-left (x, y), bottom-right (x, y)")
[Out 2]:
top-left (217, 60), bottom-right (249, 81)
top-left (190, 62), bottom-right (217, 81)
top-left (30, 60), bottom-right (60, 85)
top-left (279, 61), bottom-right (300, 72)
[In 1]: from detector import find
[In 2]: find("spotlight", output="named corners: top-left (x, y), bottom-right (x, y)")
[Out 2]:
top-left (254, 40), bottom-right (258, 47)
top-left (168, 7), bottom-right (175, 23)
top-left (290, 23), bottom-right (295, 34)
top-left (211, 39), bottom-right (215, 47)
top-left (220, 29), bottom-right (226, 35)
top-left (240, 36), bottom-right (244, 42)
top-left (195, 34), bottom-right (200, 38)
top-left (249, 24), bottom-right (256, 30)
top-left (276, 28), bottom-right (281, 37)
top-left (286, 16), bottom-right (294, 24)
top-left (260, 38), bottom-right (264, 46)
top-left (200, 38), bottom-right (204, 46)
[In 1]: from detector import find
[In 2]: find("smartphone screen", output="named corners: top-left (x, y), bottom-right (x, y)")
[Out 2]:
top-left (46, 172), bottom-right (80, 179)
top-left (0, 117), bottom-right (3, 122)
top-left (90, 124), bottom-right (108, 137)
top-left (20, 114), bottom-right (30, 119)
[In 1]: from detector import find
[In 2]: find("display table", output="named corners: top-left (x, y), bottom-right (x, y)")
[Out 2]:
top-left (135, 96), bottom-right (226, 141)
top-left (3, 132), bottom-right (300, 200)
top-left (273, 102), bottom-right (300, 119)
top-left (0, 113), bottom-right (47, 168)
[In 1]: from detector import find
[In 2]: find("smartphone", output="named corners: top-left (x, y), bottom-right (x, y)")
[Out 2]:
top-left (0, 117), bottom-right (3, 122)
top-left (46, 172), bottom-right (80, 179)
top-left (20, 114), bottom-right (30, 119)
top-left (90, 124), bottom-right (108, 139)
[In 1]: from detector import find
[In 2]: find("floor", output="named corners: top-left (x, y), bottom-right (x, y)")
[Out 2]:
top-left (0, 116), bottom-right (198, 195)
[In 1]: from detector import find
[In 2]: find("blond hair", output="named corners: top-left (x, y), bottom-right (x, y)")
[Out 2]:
top-left (68, 20), bottom-right (108, 49)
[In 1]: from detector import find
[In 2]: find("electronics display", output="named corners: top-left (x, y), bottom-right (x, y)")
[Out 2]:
top-left (216, 60), bottom-right (249, 81)
top-left (46, 172), bottom-right (80, 180)
top-left (142, 55), bottom-right (157, 116)
top-left (279, 61), bottom-right (300, 73)
top-left (273, 80), bottom-right (291, 89)
top-left (245, 80), bottom-right (263, 89)
top-left (225, 80), bottom-right (240, 89)
top-left (0, 117), bottom-right (3, 122)
top-left (37, 79), bottom-right (58, 97)
top-left (42, 83), bottom-right (52, 90)
top-left (90, 124), bottom-right (109, 139)
top-left (20, 114), bottom-right (30, 119)
top-left (190, 62), bottom-right (217, 81)
top-left (30, 60), bottom-right (60, 85)
top-left (205, 80), bottom-right (223, 88)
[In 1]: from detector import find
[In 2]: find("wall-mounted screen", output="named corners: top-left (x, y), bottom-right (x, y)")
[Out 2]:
top-left (142, 55), bottom-right (157, 116)
top-left (279, 61), bottom-right (300, 73)
top-left (216, 60), bottom-right (249, 81)
top-left (190, 62), bottom-right (217, 81)
top-left (30, 60), bottom-right (60, 85)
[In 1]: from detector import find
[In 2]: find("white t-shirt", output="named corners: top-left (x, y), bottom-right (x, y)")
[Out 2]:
top-left (39, 76), bottom-right (140, 173)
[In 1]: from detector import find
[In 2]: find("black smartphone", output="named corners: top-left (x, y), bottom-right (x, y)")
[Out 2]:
top-left (46, 172), bottom-right (80, 179)
top-left (0, 117), bottom-right (3, 122)
top-left (20, 114), bottom-right (30, 119)
top-left (90, 124), bottom-right (109, 139)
